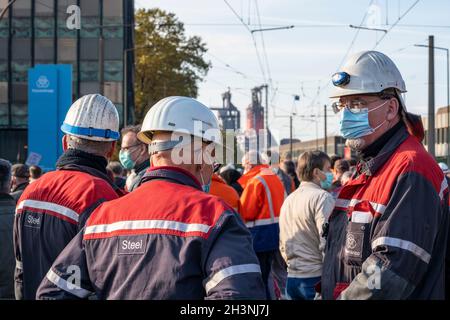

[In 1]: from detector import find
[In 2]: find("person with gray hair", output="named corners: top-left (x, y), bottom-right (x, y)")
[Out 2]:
top-left (119, 124), bottom-right (149, 192)
top-left (14, 94), bottom-right (124, 300)
top-left (0, 159), bottom-right (15, 299)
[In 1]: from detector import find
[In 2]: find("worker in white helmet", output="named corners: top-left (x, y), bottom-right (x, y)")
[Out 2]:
top-left (14, 94), bottom-right (124, 300)
top-left (321, 51), bottom-right (449, 299)
top-left (37, 96), bottom-right (265, 300)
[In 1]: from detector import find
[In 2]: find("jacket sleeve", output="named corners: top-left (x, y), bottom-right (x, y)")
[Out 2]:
top-left (13, 212), bottom-right (23, 300)
top-left (36, 228), bottom-right (94, 300)
top-left (203, 211), bottom-right (266, 300)
top-left (339, 170), bottom-right (447, 300)
top-left (239, 180), bottom-right (263, 223)
top-left (279, 199), bottom-right (291, 264)
top-left (315, 193), bottom-right (335, 254)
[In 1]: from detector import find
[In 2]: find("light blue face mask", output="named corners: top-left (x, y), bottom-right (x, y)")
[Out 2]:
top-left (200, 171), bottom-right (211, 193)
top-left (320, 171), bottom-right (334, 190)
top-left (339, 101), bottom-right (388, 139)
top-left (119, 149), bottom-right (135, 170)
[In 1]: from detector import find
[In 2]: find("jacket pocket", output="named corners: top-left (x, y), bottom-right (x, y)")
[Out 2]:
top-left (343, 221), bottom-right (372, 266)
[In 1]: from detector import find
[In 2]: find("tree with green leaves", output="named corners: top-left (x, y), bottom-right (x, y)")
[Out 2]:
top-left (134, 8), bottom-right (211, 123)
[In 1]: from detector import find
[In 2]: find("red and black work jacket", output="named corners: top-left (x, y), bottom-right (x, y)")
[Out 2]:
top-left (36, 166), bottom-right (265, 300)
top-left (322, 124), bottom-right (449, 300)
top-left (14, 150), bottom-right (122, 300)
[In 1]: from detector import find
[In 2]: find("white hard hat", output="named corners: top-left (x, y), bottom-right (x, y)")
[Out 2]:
top-left (438, 162), bottom-right (449, 174)
top-left (61, 94), bottom-right (120, 142)
top-left (329, 50), bottom-right (406, 99)
top-left (137, 96), bottom-right (222, 154)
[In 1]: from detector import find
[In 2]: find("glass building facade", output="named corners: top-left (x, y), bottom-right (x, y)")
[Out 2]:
top-left (0, 0), bottom-right (135, 162)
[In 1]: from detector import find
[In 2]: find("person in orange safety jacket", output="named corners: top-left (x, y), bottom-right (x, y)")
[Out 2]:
top-left (239, 151), bottom-right (285, 299)
top-left (210, 173), bottom-right (240, 213)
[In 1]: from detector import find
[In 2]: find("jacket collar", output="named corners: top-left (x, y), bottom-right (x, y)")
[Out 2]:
top-left (134, 159), bottom-right (150, 174)
top-left (357, 124), bottom-right (410, 176)
top-left (140, 166), bottom-right (202, 191)
top-left (300, 181), bottom-right (322, 190)
top-left (11, 182), bottom-right (28, 193)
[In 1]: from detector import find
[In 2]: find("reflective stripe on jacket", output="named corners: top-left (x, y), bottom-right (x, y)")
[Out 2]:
top-left (14, 169), bottom-right (119, 300)
top-left (239, 165), bottom-right (285, 252)
top-left (322, 125), bottom-right (450, 300)
top-left (36, 166), bottom-right (265, 300)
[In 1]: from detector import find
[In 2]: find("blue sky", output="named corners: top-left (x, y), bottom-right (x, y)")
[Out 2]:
top-left (136, 0), bottom-right (450, 143)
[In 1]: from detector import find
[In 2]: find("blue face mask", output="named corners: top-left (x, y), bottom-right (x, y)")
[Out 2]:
top-left (320, 171), bottom-right (334, 190)
top-left (199, 169), bottom-right (212, 193)
top-left (119, 149), bottom-right (135, 170)
top-left (339, 101), bottom-right (388, 139)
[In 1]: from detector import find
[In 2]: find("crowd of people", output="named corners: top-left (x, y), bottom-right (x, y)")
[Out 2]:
top-left (0, 50), bottom-right (450, 300)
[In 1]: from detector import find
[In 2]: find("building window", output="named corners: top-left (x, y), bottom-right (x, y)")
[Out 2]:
top-left (11, 103), bottom-right (27, 127)
top-left (103, 17), bottom-right (123, 38)
top-left (35, 39), bottom-right (54, 61)
top-left (104, 38), bottom-right (123, 60)
top-left (35, 0), bottom-right (54, 16)
top-left (104, 60), bottom-right (122, 81)
top-left (58, 38), bottom-right (77, 62)
top-left (80, 81), bottom-right (100, 96)
top-left (0, 103), bottom-right (8, 126)
top-left (11, 61), bottom-right (30, 82)
top-left (12, 38), bottom-right (31, 60)
top-left (80, 62), bottom-right (99, 81)
top-left (12, 0), bottom-right (31, 17)
top-left (0, 61), bottom-right (6, 81)
top-left (80, 38), bottom-right (99, 60)
top-left (11, 82), bottom-right (27, 103)
top-left (103, 0), bottom-right (123, 18)
top-left (80, 17), bottom-right (100, 38)
top-left (57, 19), bottom-right (77, 38)
top-left (12, 17), bottom-right (31, 37)
top-left (104, 81), bottom-right (123, 103)
top-left (80, 0), bottom-right (99, 16)
top-left (35, 17), bottom-right (54, 38)
top-left (0, 81), bottom-right (7, 103)
top-left (0, 39), bottom-right (7, 59)
top-left (0, 19), bottom-right (8, 38)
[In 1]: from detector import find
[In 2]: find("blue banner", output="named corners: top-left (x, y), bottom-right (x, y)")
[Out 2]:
top-left (28, 64), bottom-right (72, 171)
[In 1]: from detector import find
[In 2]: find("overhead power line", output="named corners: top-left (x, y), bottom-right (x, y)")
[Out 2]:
top-left (373, 0), bottom-right (421, 49)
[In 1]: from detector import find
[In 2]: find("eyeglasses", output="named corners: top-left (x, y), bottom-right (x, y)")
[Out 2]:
top-left (331, 95), bottom-right (387, 114)
top-left (120, 143), bottom-right (142, 152)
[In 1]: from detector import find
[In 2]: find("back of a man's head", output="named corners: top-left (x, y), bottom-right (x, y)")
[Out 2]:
top-left (335, 159), bottom-right (350, 175)
top-left (0, 159), bottom-right (12, 194)
top-left (12, 163), bottom-right (30, 179)
top-left (29, 165), bottom-right (42, 180)
top-left (66, 135), bottom-right (114, 157)
top-left (263, 150), bottom-right (280, 166)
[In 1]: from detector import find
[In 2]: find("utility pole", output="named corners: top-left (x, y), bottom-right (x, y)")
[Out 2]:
top-left (415, 41), bottom-right (449, 162)
top-left (324, 104), bottom-right (327, 153)
top-left (290, 115), bottom-right (293, 158)
top-left (428, 35), bottom-right (436, 158)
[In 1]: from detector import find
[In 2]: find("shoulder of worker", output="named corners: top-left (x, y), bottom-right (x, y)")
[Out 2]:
top-left (385, 134), bottom-right (444, 194)
top-left (18, 169), bottom-right (118, 211)
top-left (84, 177), bottom-right (241, 240)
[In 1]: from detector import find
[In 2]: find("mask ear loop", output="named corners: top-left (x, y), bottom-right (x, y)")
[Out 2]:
top-left (367, 100), bottom-right (390, 133)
